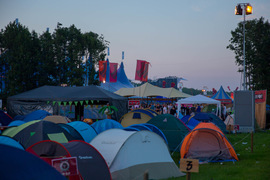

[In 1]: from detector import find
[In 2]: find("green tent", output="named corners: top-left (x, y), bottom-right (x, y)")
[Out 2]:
top-left (147, 114), bottom-right (190, 151)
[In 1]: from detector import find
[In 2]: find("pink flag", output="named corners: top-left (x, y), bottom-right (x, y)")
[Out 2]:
top-left (109, 63), bottom-right (118, 83)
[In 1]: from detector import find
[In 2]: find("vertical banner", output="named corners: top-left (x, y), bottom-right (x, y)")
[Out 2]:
top-left (171, 82), bottom-right (175, 88)
top-left (141, 61), bottom-right (149, 82)
top-left (255, 90), bottom-right (267, 129)
top-left (107, 47), bottom-right (110, 56)
top-left (135, 60), bottom-right (149, 82)
top-left (99, 61), bottom-right (107, 82)
top-left (109, 63), bottom-right (118, 83)
top-left (122, 51), bottom-right (124, 60)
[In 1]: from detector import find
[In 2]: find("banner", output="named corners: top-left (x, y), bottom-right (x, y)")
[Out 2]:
top-left (255, 90), bottom-right (267, 129)
top-left (135, 60), bottom-right (149, 82)
top-left (162, 81), bottom-right (166, 88)
top-left (171, 82), bottom-right (175, 88)
top-left (99, 61), bottom-right (107, 82)
top-left (52, 157), bottom-right (79, 176)
top-left (110, 63), bottom-right (118, 83)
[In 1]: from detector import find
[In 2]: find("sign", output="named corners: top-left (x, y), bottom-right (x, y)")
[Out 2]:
top-left (52, 157), bottom-right (79, 176)
top-left (128, 100), bottom-right (140, 106)
top-left (180, 158), bottom-right (199, 173)
top-left (234, 124), bottom-right (240, 131)
top-left (255, 90), bottom-right (266, 103)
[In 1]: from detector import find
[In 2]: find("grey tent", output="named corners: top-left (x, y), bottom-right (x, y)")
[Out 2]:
top-left (7, 85), bottom-right (128, 121)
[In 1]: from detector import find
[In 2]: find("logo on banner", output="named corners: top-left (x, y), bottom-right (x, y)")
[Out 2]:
top-left (255, 90), bottom-right (266, 103)
top-left (52, 157), bottom-right (79, 176)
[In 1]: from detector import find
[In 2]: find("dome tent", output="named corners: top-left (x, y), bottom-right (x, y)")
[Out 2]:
top-left (180, 122), bottom-right (238, 163)
top-left (90, 129), bottom-right (184, 180)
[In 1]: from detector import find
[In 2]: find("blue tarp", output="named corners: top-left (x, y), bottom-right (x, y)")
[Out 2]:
top-left (0, 144), bottom-right (66, 180)
top-left (91, 119), bottom-right (123, 134)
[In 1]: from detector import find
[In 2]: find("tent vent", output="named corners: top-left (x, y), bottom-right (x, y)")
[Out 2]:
top-left (133, 113), bottom-right (141, 119)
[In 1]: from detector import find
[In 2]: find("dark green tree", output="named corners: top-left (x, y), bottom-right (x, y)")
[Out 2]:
top-left (227, 17), bottom-right (270, 97)
top-left (0, 21), bottom-right (40, 96)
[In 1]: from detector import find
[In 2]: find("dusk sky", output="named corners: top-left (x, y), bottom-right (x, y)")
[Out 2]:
top-left (1, 0), bottom-right (270, 91)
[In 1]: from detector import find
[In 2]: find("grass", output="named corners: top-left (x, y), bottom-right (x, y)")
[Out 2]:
top-left (167, 130), bottom-right (270, 180)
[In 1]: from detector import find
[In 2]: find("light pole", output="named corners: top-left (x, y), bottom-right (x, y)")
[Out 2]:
top-left (235, 3), bottom-right (253, 90)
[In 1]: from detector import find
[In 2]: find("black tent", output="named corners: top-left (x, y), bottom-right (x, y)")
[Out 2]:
top-left (7, 85), bottom-right (128, 121)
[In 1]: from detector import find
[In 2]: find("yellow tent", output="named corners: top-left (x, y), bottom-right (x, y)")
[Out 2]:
top-left (115, 82), bottom-right (191, 98)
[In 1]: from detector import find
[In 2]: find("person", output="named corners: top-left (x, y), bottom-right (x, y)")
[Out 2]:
top-left (221, 104), bottom-right (227, 121)
top-left (170, 105), bottom-right (177, 116)
top-left (163, 104), bottom-right (168, 114)
top-left (155, 103), bottom-right (161, 114)
top-left (190, 104), bottom-right (196, 115)
top-left (196, 104), bottom-right (201, 112)
top-left (167, 103), bottom-right (173, 114)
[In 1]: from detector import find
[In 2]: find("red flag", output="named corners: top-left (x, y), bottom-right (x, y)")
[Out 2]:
top-left (135, 60), bottom-right (149, 82)
top-left (109, 63), bottom-right (118, 83)
top-left (227, 86), bottom-right (231, 91)
top-left (99, 61), bottom-right (107, 82)
top-left (162, 81), bottom-right (166, 88)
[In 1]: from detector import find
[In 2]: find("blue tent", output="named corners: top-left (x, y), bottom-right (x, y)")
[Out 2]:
top-left (91, 119), bottom-right (123, 134)
top-left (0, 110), bottom-right (13, 126)
top-left (212, 86), bottom-right (232, 104)
top-left (8, 120), bottom-right (25, 127)
top-left (192, 112), bottom-right (227, 133)
top-left (181, 115), bottom-right (200, 130)
top-left (0, 144), bottom-right (66, 180)
top-left (0, 135), bottom-right (25, 150)
top-left (67, 121), bottom-right (97, 143)
top-left (23, 110), bottom-right (51, 122)
top-left (101, 61), bottom-right (134, 92)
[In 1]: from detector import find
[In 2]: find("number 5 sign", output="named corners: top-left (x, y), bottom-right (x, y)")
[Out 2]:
top-left (180, 158), bottom-right (199, 173)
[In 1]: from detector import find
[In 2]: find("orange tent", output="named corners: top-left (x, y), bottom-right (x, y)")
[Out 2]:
top-left (180, 122), bottom-right (238, 162)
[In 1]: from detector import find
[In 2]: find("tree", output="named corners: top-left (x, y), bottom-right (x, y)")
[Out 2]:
top-left (0, 21), bottom-right (40, 96)
top-left (227, 17), bottom-right (270, 102)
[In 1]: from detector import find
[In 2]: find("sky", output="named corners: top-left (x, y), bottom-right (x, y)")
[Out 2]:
top-left (1, 0), bottom-right (270, 91)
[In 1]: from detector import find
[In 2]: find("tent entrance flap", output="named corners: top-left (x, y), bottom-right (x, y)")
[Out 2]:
top-left (186, 130), bottom-right (231, 162)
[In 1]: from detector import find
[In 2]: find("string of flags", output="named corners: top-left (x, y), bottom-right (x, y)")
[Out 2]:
top-left (47, 100), bottom-right (107, 107)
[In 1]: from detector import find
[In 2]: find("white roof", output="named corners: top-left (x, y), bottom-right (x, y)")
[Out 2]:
top-left (177, 94), bottom-right (221, 105)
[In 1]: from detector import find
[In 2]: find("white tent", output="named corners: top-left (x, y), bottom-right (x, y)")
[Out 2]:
top-left (177, 94), bottom-right (221, 116)
top-left (90, 129), bottom-right (185, 180)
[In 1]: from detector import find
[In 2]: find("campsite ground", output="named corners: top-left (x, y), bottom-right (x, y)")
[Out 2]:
top-left (169, 130), bottom-right (270, 180)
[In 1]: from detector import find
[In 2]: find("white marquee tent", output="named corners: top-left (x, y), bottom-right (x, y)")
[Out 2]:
top-left (177, 94), bottom-right (221, 116)
top-left (90, 129), bottom-right (185, 180)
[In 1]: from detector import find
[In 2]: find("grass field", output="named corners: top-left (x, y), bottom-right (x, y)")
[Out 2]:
top-left (167, 130), bottom-right (270, 180)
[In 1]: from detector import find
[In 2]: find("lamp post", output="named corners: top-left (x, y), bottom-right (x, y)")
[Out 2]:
top-left (235, 3), bottom-right (253, 90)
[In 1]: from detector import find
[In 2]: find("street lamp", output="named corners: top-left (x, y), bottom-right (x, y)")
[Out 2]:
top-left (235, 3), bottom-right (253, 90)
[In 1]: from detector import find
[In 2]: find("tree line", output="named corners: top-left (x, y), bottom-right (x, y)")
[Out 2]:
top-left (0, 21), bottom-right (108, 102)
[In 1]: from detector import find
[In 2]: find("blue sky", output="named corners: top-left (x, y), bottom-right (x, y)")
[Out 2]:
top-left (1, 0), bottom-right (270, 91)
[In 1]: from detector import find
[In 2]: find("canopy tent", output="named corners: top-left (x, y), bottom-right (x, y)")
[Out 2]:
top-left (177, 94), bottom-right (221, 116)
top-left (101, 61), bottom-right (134, 92)
top-left (211, 86), bottom-right (232, 104)
top-left (115, 82), bottom-right (191, 98)
top-left (90, 129), bottom-right (184, 180)
top-left (7, 85), bottom-right (128, 121)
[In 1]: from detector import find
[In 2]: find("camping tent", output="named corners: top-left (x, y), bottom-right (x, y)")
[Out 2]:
top-left (43, 115), bottom-right (71, 124)
top-left (212, 86), bottom-right (232, 104)
top-left (119, 109), bottom-right (155, 127)
top-left (180, 122), bottom-right (238, 162)
top-left (90, 129), bottom-right (184, 180)
top-left (2, 120), bottom-right (76, 148)
top-left (91, 119), bottom-right (123, 134)
top-left (0, 144), bottom-right (66, 180)
top-left (27, 140), bottom-right (112, 180)
top-left (0, 135), bottom-right (25, 150)
top-left (147, 114), bottom-right (190, 151)
top-left (177, 94), bottom-right (221, 116)
top-left (65, 121), bottom-right (97, 143)
top-left (7, 85), bottom-right (128, 121)
top-left (0, 110), bottom-right (13, 126)
top-left (115, 82), bottom-right (191, 98)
